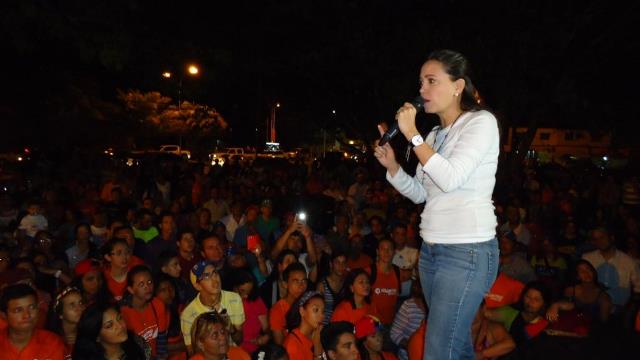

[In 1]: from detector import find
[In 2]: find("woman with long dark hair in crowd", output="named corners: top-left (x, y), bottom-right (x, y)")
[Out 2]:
top-left (283, 290), bottom-right (325, 360)
top-left (316, 251), bottom-right (348, 324)
top-left (46, 286), bottom-right (86, 359)
top-left (73, 302), bottom-right (150, 360)
top-left (331, 269), bottom-right (377, 325)
top-left (72, 258), bottom-right (113, 305)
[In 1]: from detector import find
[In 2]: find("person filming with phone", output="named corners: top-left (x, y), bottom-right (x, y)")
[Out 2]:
top-left (374, 49), bottom-right (500, 359)
top-left (270, 211), bottom-right (320, 283)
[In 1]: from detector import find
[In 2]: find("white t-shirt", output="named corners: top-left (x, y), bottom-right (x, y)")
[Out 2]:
top-left (387, 110), bottom-right (499, 244)
top-left (19, 214), bottom-right (48, 237)
top-left (583, 249), bottom-right (640, 306)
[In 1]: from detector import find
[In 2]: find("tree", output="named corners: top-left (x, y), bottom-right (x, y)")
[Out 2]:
top-left (117, 90), bottom-right (228, 148)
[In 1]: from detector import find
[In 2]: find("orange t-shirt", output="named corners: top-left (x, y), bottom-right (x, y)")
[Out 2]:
top-left (484, 273), bottom-right (525, 309)
top-left (284, 328), bottom-right (314, 360)
top-left (347, 254), bottom-right (373, 271)
top-left (408, 320), bottom-right (427, 360)
top-left (330, 300), bottom-right (377, 325)
top-left (0, 328), bottom-right (65, 360)
top-left (188, 346), bottom-right (250, 360)
top-left (269, 299), bottom-right (291, 333)
top-left (121, 298), bottom-right (169, 358)
top-left (102, 257), bottom-right (144, 301)
top-left (367, 266), bottom-right (399, 325)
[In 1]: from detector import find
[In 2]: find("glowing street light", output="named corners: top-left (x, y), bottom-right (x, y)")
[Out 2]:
top-left (162, 64), bottom-right (201, 110)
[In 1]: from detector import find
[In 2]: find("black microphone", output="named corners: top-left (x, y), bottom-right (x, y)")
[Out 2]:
top-left (378, 96), bottom-right (424, 146)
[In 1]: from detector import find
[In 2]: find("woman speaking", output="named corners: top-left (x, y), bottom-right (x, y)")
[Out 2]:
top-left (374, 49), bottom-right (500, 360)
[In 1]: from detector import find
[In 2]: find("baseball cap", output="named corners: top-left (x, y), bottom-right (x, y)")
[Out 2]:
top-left (354, 315), bottom-right (384, 339)
top-left (190, 260), bottom-right (216, 287)
top-left (74, 259), bottom-right (101, 277)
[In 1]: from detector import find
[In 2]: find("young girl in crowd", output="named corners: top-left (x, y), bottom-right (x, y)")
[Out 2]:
top-left (283, 290), bottom-right (325, 360)
top-left (189, 310), bottom-right (251, 360)
top-left (73, 258), bottom-right (112, 305)
top-left (73, 302), bottom-right (151, 360)
top-left (46, 286), bottom-right (86, 359)
top-left (331, 269), bottom-right (377, 325)
top-left (155, 273), bottom-right (188, 359)
top-left (102, 238), bottom-right (135, 301)
top-left (354, 315), bottom-right (397, 360)
top-left (120, 265), bottom-right (169, 359)
top-left (231, 269), bottom-right (270, 354)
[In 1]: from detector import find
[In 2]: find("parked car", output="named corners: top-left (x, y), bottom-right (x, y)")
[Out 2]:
top-left (158, 145), bottom-right (191, 159)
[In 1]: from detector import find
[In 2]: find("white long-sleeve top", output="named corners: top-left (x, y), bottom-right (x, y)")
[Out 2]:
top-left (386, 110), bottom-right (499, 244)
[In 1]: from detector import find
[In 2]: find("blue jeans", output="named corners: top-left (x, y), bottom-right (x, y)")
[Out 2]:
top-left (419, 239), bottom-right (499, 360)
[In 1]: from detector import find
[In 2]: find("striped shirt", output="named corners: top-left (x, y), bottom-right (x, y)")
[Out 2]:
top-left (390, 297), bottom-right (426, 360)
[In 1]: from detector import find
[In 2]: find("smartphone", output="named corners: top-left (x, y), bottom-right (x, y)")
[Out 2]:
top-left (296, 211), bottom-right (307, 223)
top-left (247, 234), bottom-right (261, 253)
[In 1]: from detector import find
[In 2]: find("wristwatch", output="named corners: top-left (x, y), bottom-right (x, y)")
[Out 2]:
top-left (411, 134), bottom-right (424, 147)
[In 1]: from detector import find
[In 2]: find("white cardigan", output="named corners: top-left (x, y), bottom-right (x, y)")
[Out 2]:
top-left (386, 110), bottom-right (499, 244)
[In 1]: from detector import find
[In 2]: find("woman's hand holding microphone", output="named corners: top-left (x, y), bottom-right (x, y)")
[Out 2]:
top-left (375, 102), bottom-right (419, 176)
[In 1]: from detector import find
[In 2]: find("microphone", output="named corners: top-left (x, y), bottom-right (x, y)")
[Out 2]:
top-left (378, 96), bottom-right (424, 146)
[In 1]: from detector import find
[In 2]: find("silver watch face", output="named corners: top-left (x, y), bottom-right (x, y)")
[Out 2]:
top-left (412, 135), bottom-right (424, 146)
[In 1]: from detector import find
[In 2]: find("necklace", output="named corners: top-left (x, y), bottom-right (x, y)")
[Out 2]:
top-left (432, 111), bottom-right (466, 153)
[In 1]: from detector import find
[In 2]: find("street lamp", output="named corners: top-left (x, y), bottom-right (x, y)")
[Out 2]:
top-left (161, 64), bottom-right (200, 110)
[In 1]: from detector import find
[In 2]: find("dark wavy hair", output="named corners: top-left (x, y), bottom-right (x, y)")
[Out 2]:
top-left (286, 291), bottom-right (324, 331)
top-left (427, 49), bottom-right (486, 112)
top-left (73, 302), bottom-right (147, 360)
top-left (344, 268), bottom-right (372, 308)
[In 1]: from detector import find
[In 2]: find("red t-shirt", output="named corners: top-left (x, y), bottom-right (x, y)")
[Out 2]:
top-left (408, 320), bottom-right (427, 360)
top-left (188, 346), bottom-right (250, 360)
top-left (269, 299), bottom-right (291, 334)
top-left (240, 297), bottom-right (268, 354)
top-left (330, 300), bottom-right (378, 325)
top-left (284, 328), bottom-right (314, 360)
top-left (103, 269), bottom-right (127, 301)
top-left (0, 328), bottom-right (65, 360)
top-left (121, 298), bottom-right (169, 358)
top-left (367, 266), bottom-right (399, 325)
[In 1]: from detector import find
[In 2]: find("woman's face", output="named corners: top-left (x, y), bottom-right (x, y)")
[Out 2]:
top-left (234, 281), bottom-right (254, 300)
top-left (99, 308), bottom-right (128, 346)
top-left (419, 60), bottom-right (460, 115)
top-left (61, 291), bottom-right (85, 324)
top-left (108, 243), bottom-right (131, 269)
top-left (300, 298), bottom-right (325, 330)
top-left (365, 331), bottom-right (384, 353)
top-left (577, 263), bottom-right (595, 283)
top-left (351, 274), bottom-right (371, 297)
top-left (82, 270), bottom-right (102, 296)
top-left (198, 322), bottom-right (229, 356)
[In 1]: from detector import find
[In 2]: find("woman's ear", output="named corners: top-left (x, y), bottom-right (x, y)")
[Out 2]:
top-left (454, 78), bottom-right (466, 96)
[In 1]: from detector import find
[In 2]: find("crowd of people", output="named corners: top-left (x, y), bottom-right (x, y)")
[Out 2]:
top-left (0, 148), bottom-right (639, 359)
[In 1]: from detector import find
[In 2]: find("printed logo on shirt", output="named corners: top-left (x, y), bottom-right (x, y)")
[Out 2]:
top-left (374, 287), bottom-right (397, 296)
top-left (138, 324), bottom-right (159, 341)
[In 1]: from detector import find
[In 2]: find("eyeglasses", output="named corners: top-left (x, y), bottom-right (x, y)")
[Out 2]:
top-left (200, 270), bottom-right (218, 281)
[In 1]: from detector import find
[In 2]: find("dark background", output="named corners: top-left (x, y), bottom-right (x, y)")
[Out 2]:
top-left (1, 0), bottom-right (639, 151)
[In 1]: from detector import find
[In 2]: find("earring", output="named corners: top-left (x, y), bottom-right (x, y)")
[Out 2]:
top-left (454, 93), bottom-right (459, 97)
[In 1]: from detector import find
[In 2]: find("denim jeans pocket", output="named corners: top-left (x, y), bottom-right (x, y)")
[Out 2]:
top-left (439, 243), bottom-right (477, 272)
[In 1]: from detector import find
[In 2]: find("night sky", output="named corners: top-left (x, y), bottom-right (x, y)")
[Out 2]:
top-left (1, 0), bottom-right (639, 150)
